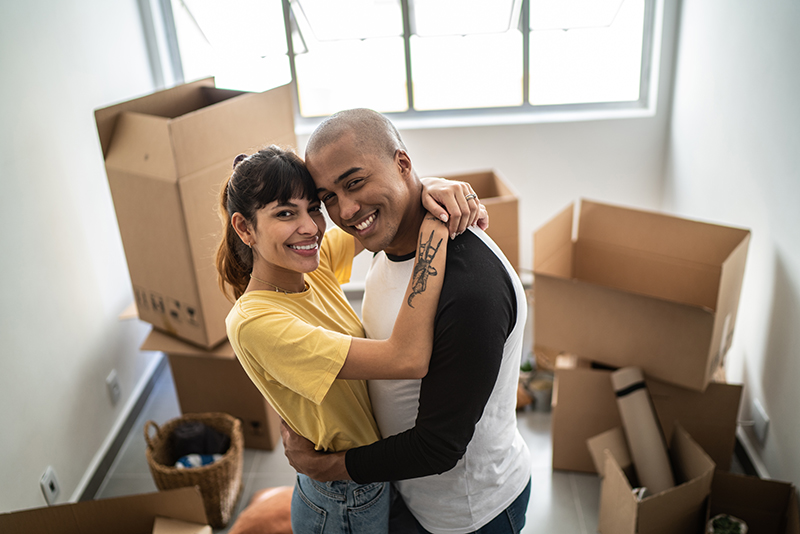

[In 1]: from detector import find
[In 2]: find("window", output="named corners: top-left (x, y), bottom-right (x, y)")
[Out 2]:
top-left (164, 0), bottom-right (659, 127)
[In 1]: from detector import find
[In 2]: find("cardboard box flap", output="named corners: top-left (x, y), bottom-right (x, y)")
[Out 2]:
top-left (170, 83), bottom-right (296, 178)
top-left (649, 381), bottom-right (742, 471)
top-left (533, 202), bottom-right (573, 275)
top-left (105, 112), bottom-right (177, 180)
top-left (670, 424), bottom-right (715, 484)
top-left (709, 233), bottom-right (751, 365)
top-left (599, 449), bottom-right (639, 534)
top-left (577, 199), bottom-right (750, 266)
top-left (0, 487), bottom-right (207, 534)
top-left (587, 427), bottom-right (631, 477)
top-left (573, 238), bottom-right (722, 310)
top-left (141, 328), bottom-right (234, 358)
top-left (96, 78), bottom-right (216, 158)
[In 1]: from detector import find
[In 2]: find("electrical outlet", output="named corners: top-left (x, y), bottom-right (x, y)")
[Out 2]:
top-left (40, 466), bottom-right (60, 505)
top-left (106, 369), bottom-right (121, 405)
top-left (752, 398), bottom-right (770, 444)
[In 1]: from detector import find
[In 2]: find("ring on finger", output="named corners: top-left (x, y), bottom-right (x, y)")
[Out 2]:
top-left (464, 193), bottom-right (478, 201)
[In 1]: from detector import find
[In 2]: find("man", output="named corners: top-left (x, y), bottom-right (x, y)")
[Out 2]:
top-left (282, 108), bottom-right (531, 533)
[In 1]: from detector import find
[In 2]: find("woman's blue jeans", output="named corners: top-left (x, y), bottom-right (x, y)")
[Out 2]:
top-left (291, 473), bottom-right (390, 533)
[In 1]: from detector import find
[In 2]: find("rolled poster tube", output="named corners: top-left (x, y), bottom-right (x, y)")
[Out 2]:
top-left (611, 367), bottom-right (675, 495)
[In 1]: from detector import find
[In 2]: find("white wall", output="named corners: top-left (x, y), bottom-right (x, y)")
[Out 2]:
top-left (663, 0), bottom-right (800, 484)
top-left (0, 0), bottom-right (159, 511)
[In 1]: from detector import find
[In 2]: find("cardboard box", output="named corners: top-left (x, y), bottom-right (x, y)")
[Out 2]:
top-left (551, 364), bottom-right (742, 473)
top-left (590, 425), bottom-right (715, 534)
top-left (152, 517), bottom-right (212, 534)
top-left (95, 79), bottom-right (297, 348)
top-left (710, 471), bottom-right (800, 534)
top-left (533, 199), bottom-right (750, 391)
top-left (440, 170), bottom-right (520, 269)
top-left (0, 487), bottom-right (207, 534)
top-left (142, 329), bottom-right (281, 450)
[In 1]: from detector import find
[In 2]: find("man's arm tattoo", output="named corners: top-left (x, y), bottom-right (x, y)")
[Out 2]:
top-left (408, 227), bottom-right (444, 308)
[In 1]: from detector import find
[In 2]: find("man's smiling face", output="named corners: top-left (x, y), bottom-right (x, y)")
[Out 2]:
top-left (307, 131), bottom-right (419, 255)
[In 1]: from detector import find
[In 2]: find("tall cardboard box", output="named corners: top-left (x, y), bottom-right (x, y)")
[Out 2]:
top-left (590, 425), bottom-right (716, 534)
top-left (96, 79), bottom-right (296, 348)
top-left (0, 487), bottom-right (207, 534)
top-left (551, 363), bottom-right (742, 473)
top-left (141, 329), bottom-right (281, 450)
top-left (534, 199), bottom-right (750, 391)
top-left (440, 170), bottom-right (520, 269)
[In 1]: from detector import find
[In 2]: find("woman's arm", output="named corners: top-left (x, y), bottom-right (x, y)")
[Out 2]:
top-left (337, 215), bottom-right (448, 380)
top-left (348, 177), bottom-right (488, 258)
top-left (420, 176), bottom-right (488, 238)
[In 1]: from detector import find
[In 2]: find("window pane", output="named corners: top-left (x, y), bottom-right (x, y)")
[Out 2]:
top-left (412, 0), bottom-right (522, 36)
top-left (529, 0), bottom-right (625, 30)
top-left (292, 0), bottom-right (402, 41)
top-left (529, 0), bottom-right (644, 105)
top-left (170, 0), bottom-right (290, 92)
top-left (411, 32), bottom-right (522, 111)
top-left (295, 38), bottom-right (408, 116)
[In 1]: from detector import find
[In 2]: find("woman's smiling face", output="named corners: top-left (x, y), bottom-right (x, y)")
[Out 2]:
top-left (249, 196), bottom-right (327, 277)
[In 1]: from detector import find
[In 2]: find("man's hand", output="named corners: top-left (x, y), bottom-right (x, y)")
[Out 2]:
top-left (280, 421), bottom-right (351, 482)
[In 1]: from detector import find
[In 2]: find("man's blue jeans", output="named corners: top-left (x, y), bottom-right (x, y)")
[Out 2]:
top-left (389, 477), bottom-right (532, 534)
top-left (292, 473), bottom-right (390, 533)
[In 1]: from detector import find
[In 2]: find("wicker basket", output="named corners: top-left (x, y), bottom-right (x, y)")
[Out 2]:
top-left (145, 412), bottom-right (244, 528)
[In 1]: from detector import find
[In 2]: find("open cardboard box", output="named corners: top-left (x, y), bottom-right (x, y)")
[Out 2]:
top-left (551, 360), bottom-right (742, 473)
top-left (0, 487), bottom-right (208, 534)
top-left (589, 425), bottom-right (715, 534)
top-left (141, 328), bottom-right (281, 450)
top-left (439, 169), bottom-right (520, 269)
top-left (534, 199), bottom-right (750, 391)
top-left (95, 78), bottom-right (297, 348)
top-left (710, 471), bottom-right (800, 534)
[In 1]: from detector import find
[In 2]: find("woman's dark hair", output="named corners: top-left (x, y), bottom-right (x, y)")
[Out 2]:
top-left (215, 145), bottom-right (317, 301)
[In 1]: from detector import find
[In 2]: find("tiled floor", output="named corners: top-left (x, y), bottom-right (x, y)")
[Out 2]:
top-left (96, 361), bottom-right (602, 534)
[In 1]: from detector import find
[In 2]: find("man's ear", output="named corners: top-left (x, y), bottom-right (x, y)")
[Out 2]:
top-left (395, 149), bottom-right (412, 177)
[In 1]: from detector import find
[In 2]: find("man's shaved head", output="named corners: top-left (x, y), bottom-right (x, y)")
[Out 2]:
top-left (305, 108), bottom-right (407, 163)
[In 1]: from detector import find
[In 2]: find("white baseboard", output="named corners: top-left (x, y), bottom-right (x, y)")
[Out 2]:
top-left (736, 426), bottom-right (771, 479)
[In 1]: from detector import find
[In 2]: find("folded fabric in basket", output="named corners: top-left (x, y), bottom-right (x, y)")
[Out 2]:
top-left (172, 421), bottom-right (231, 459)
top-left (175, 453), bottom-right (223, 469)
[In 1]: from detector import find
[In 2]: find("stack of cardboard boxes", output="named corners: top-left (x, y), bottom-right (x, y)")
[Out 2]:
top-left (534, 199), bottom-right (798, 533)
top-left (93, 78), bottom-right (297, 451)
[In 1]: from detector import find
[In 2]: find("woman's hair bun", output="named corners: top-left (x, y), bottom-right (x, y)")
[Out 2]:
top-left (233, 153), bottom-right (248, 169)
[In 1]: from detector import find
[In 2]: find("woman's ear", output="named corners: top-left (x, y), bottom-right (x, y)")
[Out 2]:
top-left (231, 212), bottom-right (253, 245)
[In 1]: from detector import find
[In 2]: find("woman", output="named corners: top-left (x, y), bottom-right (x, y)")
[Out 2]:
top-left (215, 145), bottom-right (482, 533)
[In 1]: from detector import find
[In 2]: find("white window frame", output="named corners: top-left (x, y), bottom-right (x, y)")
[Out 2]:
top-left (153, 0), bottom-right (663, 132)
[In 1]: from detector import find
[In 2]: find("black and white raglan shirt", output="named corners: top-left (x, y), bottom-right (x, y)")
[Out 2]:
top-left (344, 227), bottom-right (532, 534)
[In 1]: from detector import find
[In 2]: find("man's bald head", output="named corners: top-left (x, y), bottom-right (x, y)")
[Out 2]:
top-left (305, 108), bottom-right (407, 164)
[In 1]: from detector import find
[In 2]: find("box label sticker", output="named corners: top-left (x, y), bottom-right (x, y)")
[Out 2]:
top-left (134, 286), bottom-right (201, 328)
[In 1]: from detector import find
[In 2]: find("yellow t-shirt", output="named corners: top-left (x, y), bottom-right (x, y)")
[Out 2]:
top-left (226, 227), bottom-right (381, 452)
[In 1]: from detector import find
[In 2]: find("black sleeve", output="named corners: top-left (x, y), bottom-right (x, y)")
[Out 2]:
top-left (345, 235), bottom-right (516, 482)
